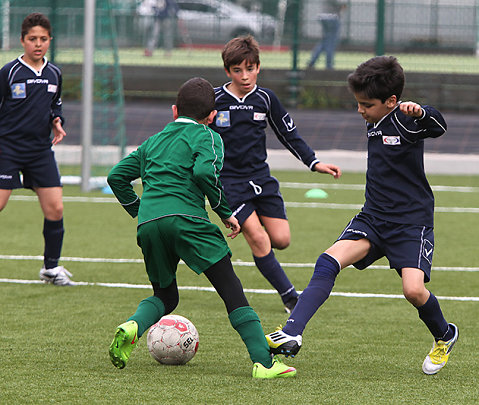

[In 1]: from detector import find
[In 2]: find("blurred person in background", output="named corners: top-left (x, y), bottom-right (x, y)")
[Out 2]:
top-left (140, 0), bottom-right (179, 57)
top-left (306, 0), bottom-right (347, 70)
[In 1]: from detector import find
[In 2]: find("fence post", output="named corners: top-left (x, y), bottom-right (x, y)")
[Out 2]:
top-left (375, 0), bottom-right (385, 55)
top-left (288, 0), bottom-right (301, 107)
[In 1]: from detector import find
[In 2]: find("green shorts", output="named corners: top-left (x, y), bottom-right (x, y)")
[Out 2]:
top-left (136, 215), bottom-right (232, 287)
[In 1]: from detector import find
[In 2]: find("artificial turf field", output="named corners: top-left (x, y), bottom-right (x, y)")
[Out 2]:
top-left (0, 170), bottom-right (478, 404)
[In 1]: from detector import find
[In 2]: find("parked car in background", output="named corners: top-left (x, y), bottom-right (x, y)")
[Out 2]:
top-left (175, 0), bottom-right (278, 44)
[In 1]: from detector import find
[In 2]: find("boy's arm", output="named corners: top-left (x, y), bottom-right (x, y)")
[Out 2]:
top-left (266, 89), bottom-right (341, 178)
top-left (192, 128), bottom-right (233, 220)
top-left (396, 102), bottom-right (447, 140)
top-left (266, 89), bottom-right (319, 170)
top-left (51, 71), bottom-right (65, 127)
top-left (107, 149), bottom-right (142, 218)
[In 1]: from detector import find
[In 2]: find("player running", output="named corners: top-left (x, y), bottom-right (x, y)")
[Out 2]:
top-left (266, 56), bottom-right (458, 375)
top-left (210, 35), bottom-right (341, 313)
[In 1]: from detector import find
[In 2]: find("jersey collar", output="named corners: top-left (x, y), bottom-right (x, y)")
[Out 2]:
top-left (175, 117), bottom-right (199, 124)
top-left (18, 55), bottom-right (48, 76)
top-left (222, 82), bottom-right (257, 103)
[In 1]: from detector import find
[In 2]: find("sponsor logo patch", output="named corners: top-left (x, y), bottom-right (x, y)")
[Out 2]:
top-left (382, 135), bottom-right (401, 145)
top-left (253, 112), bottom-right (266, 121)
top-left (11, 83), bottom-right (26, 99)
top-left (48, 84), bottom-right (57, 93)
top-left (215, 111), bottom-right (230, 127)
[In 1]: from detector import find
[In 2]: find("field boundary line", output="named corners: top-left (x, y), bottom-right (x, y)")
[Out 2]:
top-left (9, 195), bottom-right (479, 213)
top-left (1, 278), bottom-right (478, 302)
top-left (0, 254), bottom-right (478, 272)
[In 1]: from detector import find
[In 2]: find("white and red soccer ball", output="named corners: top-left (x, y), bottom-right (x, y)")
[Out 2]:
top-left (147, 314), bottom-right (199, 365)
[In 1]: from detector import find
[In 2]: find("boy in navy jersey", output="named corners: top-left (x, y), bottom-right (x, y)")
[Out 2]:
top-left (0, 13), bottom-right (73, 285)
top-left (210, 36), bottom-right (341, 313)
top-left (266, 56), bottom-right (458, 375)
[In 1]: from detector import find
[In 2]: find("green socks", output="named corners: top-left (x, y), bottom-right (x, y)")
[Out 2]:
top-left (228, 306), bottom-right (272, 368)
top-left (128, 296), bottom-right (165, 337)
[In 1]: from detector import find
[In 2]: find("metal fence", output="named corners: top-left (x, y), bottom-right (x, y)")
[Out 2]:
top-left (2, 0), bottom-right (478, 53)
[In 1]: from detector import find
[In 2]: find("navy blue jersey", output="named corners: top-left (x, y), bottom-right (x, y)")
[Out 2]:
top-left (362, 104), bottom-right (446, 227)
top-left (0, 56), bottom-right (63, 157)
top-left (210, 84), bottom-right (319, 181)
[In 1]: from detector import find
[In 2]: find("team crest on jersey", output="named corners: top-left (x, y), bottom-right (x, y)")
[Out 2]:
top-left (382, 135), bottom-right (401, 145)
top-left (253, 112), bottom-right (266, 121)
top-left (282, 113), bottom-right (296, 132)
top-left (11, 83), bottom-right (26, 99)
top-left (48, 84), bottom-right (57, 93)
top-left (216, 111), bottom-right (230, 127)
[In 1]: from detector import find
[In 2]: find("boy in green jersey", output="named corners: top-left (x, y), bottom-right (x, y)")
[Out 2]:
top-left (107, 77), bottom-right (296, 379)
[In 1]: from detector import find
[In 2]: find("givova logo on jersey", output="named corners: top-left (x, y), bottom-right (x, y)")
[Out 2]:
top-left (11, 83), bottom-right (26, 99)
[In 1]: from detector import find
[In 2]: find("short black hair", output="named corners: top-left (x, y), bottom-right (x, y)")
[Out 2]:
top-left (21, 13), bottom-right (52, 39)
top-left (222, 35), bottom-right (260, 71)
top-left (176, 77), bottom-right (215, 121)
top-left (347, 56), bottom-right (405, 102)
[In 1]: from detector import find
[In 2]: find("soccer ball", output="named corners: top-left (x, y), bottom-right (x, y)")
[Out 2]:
top-left (147, 314), bottom-right (199, 365)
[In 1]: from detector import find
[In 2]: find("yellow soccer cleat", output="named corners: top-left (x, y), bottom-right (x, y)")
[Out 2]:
top-left (422, 323), bottom-right (458, 375)
top-left (252, 355), bottom-right (297, 379)
top-left (109, 320), bottom-right (139, 369)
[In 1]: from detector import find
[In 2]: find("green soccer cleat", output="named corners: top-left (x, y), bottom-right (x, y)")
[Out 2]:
top-left (265, 327), bottom-right (302, 357)
top-left (422, 323), bottom-right (458, 375)
top-left (252, 355), bottom-right (297, 379)
top-left (109, 320), bottom-right (138, 369)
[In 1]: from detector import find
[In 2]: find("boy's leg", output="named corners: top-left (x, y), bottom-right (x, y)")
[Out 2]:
top-left (109, 281), bottom-right (178, 369)
top-left (267, 239), bottom-right (370, 356)
top-left (36, 187), bottom-right (73, 286)
top-left (402, 268), bottom-right (458, 374)
top-left (243, 213), bottom-right (298, 311)
top-left (204, 256), bottom-right (296, 378)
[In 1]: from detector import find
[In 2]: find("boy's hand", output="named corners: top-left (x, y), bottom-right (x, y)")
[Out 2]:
top-left (399, 101), bottom-right (423, 118)
top-left (222, 216), bottom-right (241, 239)
top-left (52, 117), bottom-right (66, 145)
top-left (313, 162), bottom-right (342, 179)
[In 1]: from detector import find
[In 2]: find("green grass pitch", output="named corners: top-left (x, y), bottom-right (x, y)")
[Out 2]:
top-left (0, 170), bottom-right (478, 403)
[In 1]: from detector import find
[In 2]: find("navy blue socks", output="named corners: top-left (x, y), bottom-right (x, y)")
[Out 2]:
top-left (417, 292), bottom-right (452, 341)
top-left (284, 253), bottom-right (341, 336)
top-left (254, 250), bottom-right (298, 303)
top-left (43, 218), bottom-right (64, 269)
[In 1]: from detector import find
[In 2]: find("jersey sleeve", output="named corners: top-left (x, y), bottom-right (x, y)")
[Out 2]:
top-left (51, 70), bottom-right (64, 125)
top-left (0, 65), bottom-right (9, 105)
top-left (265, 89), bottom-right (320, 170)
top-left (393, 104), bottom-right (447, 142)
top-left (192, 127), bottom-right (233, 220)
top-left (107, 148), bottom-right (142, 218)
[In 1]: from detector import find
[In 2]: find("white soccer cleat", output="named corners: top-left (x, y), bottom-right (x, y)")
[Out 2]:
top-left (39, 266), bottom-right (75, 286)
top-left (265, 327), bottom-right (302, 357)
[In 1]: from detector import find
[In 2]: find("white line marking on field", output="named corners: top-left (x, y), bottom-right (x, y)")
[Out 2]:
top-left (1, 255), bottom-right (478, 272)
top-left (281, 182), bottom-right (479, 193)
top-left (8, 195), bottom-right (479, 213)
top-left (1, 278), bottom-right (478, 302)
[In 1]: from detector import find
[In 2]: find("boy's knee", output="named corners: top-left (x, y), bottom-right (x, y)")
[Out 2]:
top-left (403, 285), bottom-right (428, 306)
top-left (270, 236), bottom-right (290, 250)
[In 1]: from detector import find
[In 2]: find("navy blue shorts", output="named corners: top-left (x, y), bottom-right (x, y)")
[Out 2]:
top-left (337, 211), bottom-right (434, 282)
top-left (221, 176), bottom-right (287, 225)
top-left (0, 149), bottom-right (62, 190)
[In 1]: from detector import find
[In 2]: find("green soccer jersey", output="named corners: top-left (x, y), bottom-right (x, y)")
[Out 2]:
top-left (107, 117), bottom-right (233, 225)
